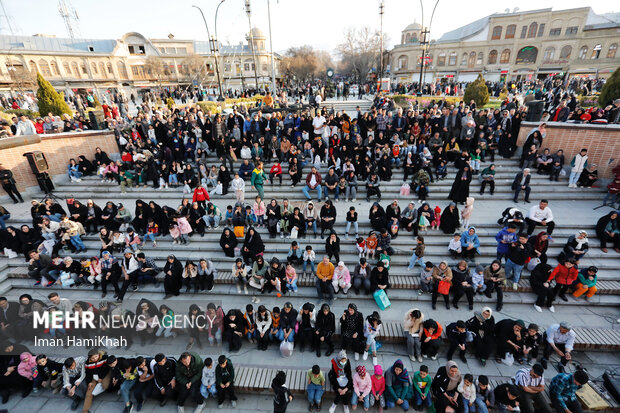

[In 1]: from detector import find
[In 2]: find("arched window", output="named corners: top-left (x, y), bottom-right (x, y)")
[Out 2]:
top-left (397, 55), bottom-right (408, 70)
top-left (543, 47), bottom-right (555, 61)
top-left (491, 26), bottom-right (502, 40)
top-left (63, 62), bottom-right (71, 75)
top-left (91, 62), bottom-right (98, 75)
top-left (500, 49), bottom-right (511, 64)
top-left (71, 61), bottom-right (80, 77)
top-left (29, 60), bottom-right (37, 73)
top-left (50, 61), bottom-right (60, 76)
top-left (405, 33), bottom-right (411, 43)
top-left (515, 46), bottom-right (538, 64)
top-left (107, 62), bottom-right (113, 74)
top-left (560, 46), bottom-right (572, 59)
top-left (578, 46), bottom-right (588, 60)
top-left (448, 52), bottom-right (457, 66)
top-left (488, 50), bottom-right (498, 64)
top-left (80, 63), bottom-right (87, 75)
top-left (608, 43), bottom-right (618, 59)
top-left (468, 51), bottom-right (476, 68)
top-left (505, 24), bottom-right (516, 39)
top-left (38, 59), bottom-right (51, 77)
top-left (461, 53), bottom-right (468, 66)
top-left (117, 62), bottom-right (128, 79)
top-left (476, 52), bottom-right (483, 65)
top-left (99, 62), bottom-right (107, 78)
top-left (527, 22), bottom-right (538, 38)
top-left (437, 52), bottom-right (446, 66)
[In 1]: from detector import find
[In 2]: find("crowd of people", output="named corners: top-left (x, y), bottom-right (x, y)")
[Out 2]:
top-left (0, 292), bottom-right (592, 413)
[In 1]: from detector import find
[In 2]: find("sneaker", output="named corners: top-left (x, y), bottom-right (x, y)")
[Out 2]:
top-left (34, 281), bottom-right (41, 286)
top-left (409, 355), bottom-right (415, 362)
top-left (217, 404), bottom-right (224, 409)
top-left (534, 305), bottom-right (543, 313)
top-left (329, 404), bottom-right (337, 413)
top-left (513, 282), bottom-right (518, 291)
top-left (363, 351), bottom-right (368, 361)
top-left (417, 355), bottom-right (423, 362)
top-left (355, 352), bottom-right (359, 361)
top-left (231, 400), bottom-right (237, 408)
top-left (549, 306), bottom-right (555, 313)
top-left (343, 406), bottom-right (349, 413)
top-left (431, 355), bottom-right (437, 360)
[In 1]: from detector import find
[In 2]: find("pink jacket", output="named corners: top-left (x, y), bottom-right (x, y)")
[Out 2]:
top-left (253, 201), bottom-right (266, 216)
top-left (125, 233), bottom-right (141, 246)
top-left (371, 374), bottom-right (385, 397)
top-left (353, 372), bottom-right (372, 398)
top-left (103, 163), bottom-right (118, 174)
top-left (176, 217), bottom-right (193, 235)
top-left (18, 352), bottom-right (36, 380)
top-left (333, 266), bottom-right (351, 284)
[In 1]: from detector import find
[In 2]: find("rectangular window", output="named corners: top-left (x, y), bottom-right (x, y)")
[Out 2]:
top-left (244, 63), bottom-right (250, 71)
top-left (128, 45), bottom-right (135, 54)
top-left (505, 25), bottom-right (516, 39)
top-left (138, 45), bottom-right (145, 54)
top-left (549, 28), bottom-right (561, 36)
top-left (566, 26), bottom-right (578, 35)
top-left (537, 24), bottom-right (545, 37)
top-left (520, 26), bottom-right (527, 39)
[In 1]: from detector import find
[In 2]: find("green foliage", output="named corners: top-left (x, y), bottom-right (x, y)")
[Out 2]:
top-left (196, 101), bottom-right (222, 114)
top-left (463, 74), bottom-right (490, 108)
top-left (166, 97), bottom-right (175, 110)
top-left (93, 95), bottom-right (101, 108)
top-left (3, 108), bottom-right (40, 118)
top-left (599, 67), bottom-right (620, 107)
top-left (36, 73), bottom-right (72, 116)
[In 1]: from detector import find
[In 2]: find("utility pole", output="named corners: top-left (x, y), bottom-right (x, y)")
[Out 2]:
top-left (245, 0), bottom-right (260, 90)
top-left (266, 0), bottom-right (277, 94)
top-left (418, 0), bottom-right (440, 96)
top-left (213, 0), bottom-right (227, 100)
top-left (418, 27), bottom-right (429, 96)
top-left (378, 0), bottom-right (385, 94)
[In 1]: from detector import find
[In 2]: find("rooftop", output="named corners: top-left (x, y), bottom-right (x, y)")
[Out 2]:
top-left (0, 34), bottom-right (117, 54)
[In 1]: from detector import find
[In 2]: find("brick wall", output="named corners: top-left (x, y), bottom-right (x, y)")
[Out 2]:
top-left (517, 122), bottom-right (620, 180)
top-left (0, 131), bottom-right (119, 194)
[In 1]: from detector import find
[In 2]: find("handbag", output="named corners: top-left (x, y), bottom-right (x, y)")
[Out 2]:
top-left (373, 289), bottom-right (391, 310)
top-left (234, 226), bottom-right (245, 238)
top-left (437, 280), bottom-right (451, 295)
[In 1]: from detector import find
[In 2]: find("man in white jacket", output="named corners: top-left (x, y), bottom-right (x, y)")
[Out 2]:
top-left (568, 148), bottom-right (588, 188)
top-left (525, 200), bottom-right (555, 235)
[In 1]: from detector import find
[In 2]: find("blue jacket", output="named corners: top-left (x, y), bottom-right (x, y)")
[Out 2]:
top-left (495, 228), bottom-right (517, 254)
top-left (460, 227), bottom-right (480, 253)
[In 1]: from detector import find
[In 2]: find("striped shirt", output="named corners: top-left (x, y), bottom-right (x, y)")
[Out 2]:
top-left (515, 367), bottom-right (544, 387)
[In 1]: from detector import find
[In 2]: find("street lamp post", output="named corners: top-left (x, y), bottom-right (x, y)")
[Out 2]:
top-left (245, 0), bottom-right (260, 90)
top-left (378, 0), bottom-right (385, 93)
top-left (192, 5), bottom-right (224, 99)
top-left (417, 0), bottom-right (440, 96)
top-left (266, 0), bottom-right (277, 94)
top-left (213, 0), bottom-right (227, 100)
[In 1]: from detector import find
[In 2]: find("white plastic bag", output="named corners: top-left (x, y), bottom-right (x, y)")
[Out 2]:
top-left (501, 352), bottom-right (514, 366)
top-left (290, 227), bottom-right (298, 239)
top-left (280, 340), bottom-right (294, 358)
top-left (4, 248), bottom-right (17, 259)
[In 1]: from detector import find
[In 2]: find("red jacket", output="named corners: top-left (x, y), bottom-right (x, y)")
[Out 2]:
top-left (192, 187), bottom-right (210, 202)
top-left (270, 163), bottom-right (282, 176)
top-left (422, 321), bottom-right (443, 340)
top-left (547, 264), bottom-right (578, 285)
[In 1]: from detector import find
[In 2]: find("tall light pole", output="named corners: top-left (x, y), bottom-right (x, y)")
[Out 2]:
top-left (378, 0), bottom-right (385, 93)
top-left (192, 5), bottom-right (223, 99)
top-left (214, 0), bottom-right (227, 99)
top-left (244, 0), bottom-right (260, 90)
top-left (417, 0), bottom-right (440, 95)
top-left (266, 0), bottom-right (277, 94)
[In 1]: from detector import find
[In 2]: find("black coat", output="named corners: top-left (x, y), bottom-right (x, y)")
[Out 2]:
top-left (448, 169), bottom-right (471, 203)
top-left (439, 206), bottom-right (460, 234)
top-left (511, 173), bottom-right (531, 190)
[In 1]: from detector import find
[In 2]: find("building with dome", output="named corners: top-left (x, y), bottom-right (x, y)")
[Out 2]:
top-left (388, 7), bottom-right (619, 85)
top-left (0, 27), bottom-right (280, 96)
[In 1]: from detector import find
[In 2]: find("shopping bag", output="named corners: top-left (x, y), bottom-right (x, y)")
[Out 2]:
top-left (4, 248), bottom-right (17, 259)
top-left (373, 289), bottom-right (391, 310)
top-left (234, 226), bottom-right (245, 238)
top-left (437, 280), bottom-right (451, 295)
top-left (501, 352), bottom-right (514, 366)
top-left (367, 341), bottom-right (383, 354)
top-left (215, 183), bottom-right (223, 195)
top-left (280, 340), bottom-right (294, 358)
top-left (400, 183), bottom-right (411, 196)
top-left (290, 227), bottom-right (298, 239)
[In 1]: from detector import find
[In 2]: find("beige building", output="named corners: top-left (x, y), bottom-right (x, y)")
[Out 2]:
top-left (389, 7), bottom-right (620, 84)
top-left (0, 28), bottom-right (279, 97)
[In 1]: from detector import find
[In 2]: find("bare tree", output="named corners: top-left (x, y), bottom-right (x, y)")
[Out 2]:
top-left (143, 56), bottom-right (166, 91)
top-left (280, 46), bottom-right (334, 86)
top-left (336, 26), bottom-right (383, 83)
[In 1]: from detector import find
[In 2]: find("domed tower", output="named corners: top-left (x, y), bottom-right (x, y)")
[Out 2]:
top-left (401, 21), bottom-right (421, 44)
top-left (246, 27), bottom-right (266, 51)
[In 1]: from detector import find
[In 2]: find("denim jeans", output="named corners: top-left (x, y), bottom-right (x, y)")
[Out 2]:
top-left (247, 330), bottom-right (258, 340)
top-left (386, 399), bottom-right (410, 410)
top-left (307, 383), bottom-right (324, 404)
top-left (0, 213), bottom-right (9, 230)
top-left (200, 383), bottom-right (217, 399)
top-left (346, 186), bottom-right (357, 200)
top-left (505, 259), bottom-right (524, 284)
top-left (305, 220), bottom-right (317, 234)
top-left (144, 233), bottom-right (157, 243)
top-left (366, 335), bottom-right (377, 353)
top-left (408, 254), bottom-right (424, 269)
top-left (569, 171), bottom-right (580, 186)
top-left (276, 329), bottom-right (295, 342)
top-left (303, 260), bottom-right (316, 273)
top-left (70, 234), bottom-right (86, 250)
top-left (205, 215), bottom-right (221, 227)
top-left (156, 326), bottom-right (173, 337)
top-left (302, 185), bottom-right (322, 200)
top-left (120, 379), bottom-right (136, 403)
top-left (472, 395), bottom-right (490, 413)
top-left (351, 393), bottom-right (370, 409)
top-left (413, 391), bottom-right (432, 407)
top-left (345, 221), bottom-right (359, 235)
top-left (208, 330), bottom-right (222, 346)
top-left (287, 278), bottom-right (298, 292)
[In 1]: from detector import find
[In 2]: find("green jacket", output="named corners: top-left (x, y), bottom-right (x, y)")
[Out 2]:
top-left (577, 270), bottom-right (596, 287)
top-left (412, 371), bottom-right (432, 397)
top-left (251, 168), bottom-right (266, 187)
top-left (175, 352), bottom-right (202, 386)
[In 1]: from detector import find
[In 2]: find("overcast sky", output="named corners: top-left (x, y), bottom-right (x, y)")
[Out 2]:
top-left (0, 0), bottom-right (615, 54)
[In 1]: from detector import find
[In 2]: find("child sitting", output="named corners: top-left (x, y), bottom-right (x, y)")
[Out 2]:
top-left (302, 245), bottom-right (316, 276)
top-left (363, 312), bottom-right (382, 364)
top-left (356, 237), bottom-right (366, 258)
top-left (111, 230), bottom-right (125, 253)
top-left (419, 261), bottom-right (433, 295)
top-left (253, 196), bottom-right (266, 227)
top-left (245, 205), bottom-right (256, 227)
top-left (287, 241), bottom-right (303, 265)
top-left (412, 365), bottom-right (432, 410)
top-left (458, 373), bottom-right (476, 413)
top-left (365, 231), bottom-right (378, 259)
top-left (200, 357), bottom-right (217, 401)
top-left (449, 233), bottom-right (462, 258)
top-left (471, 265), bottom-right (487, 294)
top-left (225, 205), bottom-right (234, 227)
top-left (285, 263), bottom-right (298, 293)
top-left (408, 236), bottom-right (425, 270)
top-left (431, 206), bottom-right (442, 230)
top-left (143, 218), bottom-right (159, 247)
top-left (370, 365), bottom-right (386, 412)
top-left (436, 160), bottom-right (448, 180)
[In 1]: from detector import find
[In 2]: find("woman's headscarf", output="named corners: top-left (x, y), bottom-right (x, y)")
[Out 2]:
top-left (391, 359), bottom-right (409, 383)
top-left (574, 230), bottom-right (588, 249)
top-left (445, 360), bottom-right (461, 391)
top-left (475, 307), bottom-right (493, 323)
top-left (356, 365), bottom-right (366, 377)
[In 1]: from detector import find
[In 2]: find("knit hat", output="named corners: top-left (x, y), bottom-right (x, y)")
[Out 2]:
top-left (337, 349), bottom-right (347, 362)
top-left (356, 365), bottom-right (366, 376)
top-left (374, 365), bottom-right (383, 375)
top-left (475, 264), bottom-right (484, 273)
top-left (515, 319), bottom-right (525, 328)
